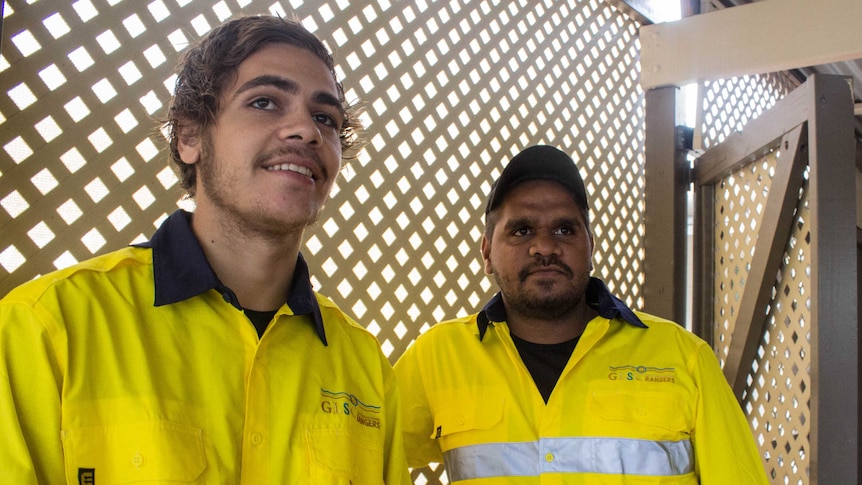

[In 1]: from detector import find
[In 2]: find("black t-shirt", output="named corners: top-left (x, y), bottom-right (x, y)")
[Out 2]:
top-left (244, 309), bottom-right (278, 338)
top-left (510, 332), bottom-right (580, 403)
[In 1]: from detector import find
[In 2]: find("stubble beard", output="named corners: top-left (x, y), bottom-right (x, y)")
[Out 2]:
top-left (197, 134), bottom-right (323, 241)
top-left (493, 259), bottom-right (591, 321)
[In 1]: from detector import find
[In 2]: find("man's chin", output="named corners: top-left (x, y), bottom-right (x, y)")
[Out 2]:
top-left (519, 288), bottom-right (575, 307)
top-left (511, 297), bottom-right (578, 320)
top-left (523, 278), bottom-right (567, 294)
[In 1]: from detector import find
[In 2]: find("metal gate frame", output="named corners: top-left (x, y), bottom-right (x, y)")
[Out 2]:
top-left (685, 74), bottom-right (856, 484)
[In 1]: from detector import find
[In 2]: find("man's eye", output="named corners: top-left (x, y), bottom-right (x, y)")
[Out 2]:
top-left (513, 227), bottom-right (531, 236)
top-left (313, 113), bottom-right (340, 129)
top-left (555, 226), bottom-right (575, 235)
top-left (250, 97), bottom-right (276, 110)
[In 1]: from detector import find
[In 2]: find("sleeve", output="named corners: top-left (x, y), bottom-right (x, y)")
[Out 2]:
top-left (691, 341), bottom-right (770, 485)
top-left (393, 339), bottom-right (445, 469)
top-left (380, 355), bottom-right (413, 485)
top-left (0, 298), bottom-right (66, 484)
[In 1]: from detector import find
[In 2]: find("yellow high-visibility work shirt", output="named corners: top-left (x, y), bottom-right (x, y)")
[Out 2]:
top-left (0, 210), bottom-right (410, 485)
top-left (395, 280), bottom-right (769, 484)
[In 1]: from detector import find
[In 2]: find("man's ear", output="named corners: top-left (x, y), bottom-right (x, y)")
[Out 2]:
top-left (177, 125), bottom-right (202, 165)
top-left (481, 234), bottom-right (493, 275)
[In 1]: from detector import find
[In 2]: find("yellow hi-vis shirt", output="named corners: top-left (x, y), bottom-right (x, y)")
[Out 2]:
top-left (0, 210), bottom-right (410, 485)
top-left (394, 279), bottom-right (769, 484)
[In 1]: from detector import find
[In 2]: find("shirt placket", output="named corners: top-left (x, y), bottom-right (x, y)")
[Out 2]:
top-left (240, 334), bottom-right (271, 483)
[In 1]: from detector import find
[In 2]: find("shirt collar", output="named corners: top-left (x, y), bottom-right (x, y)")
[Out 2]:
top-left (477, 276), bottom-right (647, 340)
top-left (135, 209), bottom-right (327, 345)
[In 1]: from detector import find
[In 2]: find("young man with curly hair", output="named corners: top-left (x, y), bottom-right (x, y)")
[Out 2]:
top-left (1, 15), bottom-right (410, 484)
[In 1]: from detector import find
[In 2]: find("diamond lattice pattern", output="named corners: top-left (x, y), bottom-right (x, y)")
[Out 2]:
top-left (712, 144), bottom-right (810, 484)
top-left (701, 72), bottom-right (797, 149)
top-left (0, 0), bottom-right (645, 351)
top-left (1, 2), bottom-right (644, 482)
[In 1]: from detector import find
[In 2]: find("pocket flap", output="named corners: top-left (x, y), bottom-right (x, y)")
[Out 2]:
top-left (590, 390), bottom-right (688, 432)
top-left (432, 394), bottom-right (505, 438)
top-left (62, 420), bottom-right (206, 483)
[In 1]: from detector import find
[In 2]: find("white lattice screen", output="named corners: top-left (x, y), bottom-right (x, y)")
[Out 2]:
top-left (701, 74), bottom-right (810, 484)
top-left (3, 0), bottom-right (819, 483)
top-left (712, 153), bottom-right (810, 484)
top-left (701, 72), bottom-right (797, 150)
top-left (0, 0), bottom-right (645, 349)
top-left (0, 1), bottom-right (645, 482)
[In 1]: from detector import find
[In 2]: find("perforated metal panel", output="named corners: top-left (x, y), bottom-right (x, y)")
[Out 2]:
top-left (1, 1), bottom-right (645, 482)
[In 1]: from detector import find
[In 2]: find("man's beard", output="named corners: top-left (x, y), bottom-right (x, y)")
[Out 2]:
top-left (196, 134), bottom-right (322, 239)
top-left (493, 256), bottom-right (590, 321)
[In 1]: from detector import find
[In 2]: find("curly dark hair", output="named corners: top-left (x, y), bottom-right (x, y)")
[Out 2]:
top-left (165, 15), bottom-right (363, 197)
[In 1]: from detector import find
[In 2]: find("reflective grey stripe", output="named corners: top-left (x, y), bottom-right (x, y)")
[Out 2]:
top-left (443, 437), bottom-right (693, 481)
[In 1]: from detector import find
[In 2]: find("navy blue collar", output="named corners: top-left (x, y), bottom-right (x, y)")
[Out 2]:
top-left (476, 277), bottom-right (647, 340)
top-left (135, 210), bottom-right (327, 345)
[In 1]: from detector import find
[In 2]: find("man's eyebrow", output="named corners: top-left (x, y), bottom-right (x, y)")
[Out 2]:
top-left (502, 215), bottom-right (578, 230)
top-left (234, 75), bottom-right (299, 96)
top-left (313, 91), bottom-right (345, 115)
top-left (502, 217), bottom-right (533, 230)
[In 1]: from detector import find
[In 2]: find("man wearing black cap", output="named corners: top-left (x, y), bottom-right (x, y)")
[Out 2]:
top-left (394, 145), bottom-right (768, 484)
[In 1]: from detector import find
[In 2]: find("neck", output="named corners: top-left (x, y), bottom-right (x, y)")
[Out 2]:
top-left (505, 305), bottom-right (599, 344)
top-left (191, 207), bottom-right (304, 311)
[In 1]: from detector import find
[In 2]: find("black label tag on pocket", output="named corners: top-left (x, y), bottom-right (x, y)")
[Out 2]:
top-left (78, 468), bottom-right (95, 485)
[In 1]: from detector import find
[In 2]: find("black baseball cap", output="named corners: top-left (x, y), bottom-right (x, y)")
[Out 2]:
top-left (485, 145), bottom-right (589, 216)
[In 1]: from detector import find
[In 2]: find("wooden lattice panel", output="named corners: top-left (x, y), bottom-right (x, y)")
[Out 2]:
top-left (304, 0), bottom-right (646, 369)
top-left (750, 181), bottom-right (810, 485)
top-left (0, 0), bottom-right (191, 290)
top-left (701, 73), bottom-right (797, 150)
top-left (714, 154), bottom-right (777, 364)
top-left (1, 2), bottom-right (644, 483)
top-left (713, 149), bottom-right (810, 484)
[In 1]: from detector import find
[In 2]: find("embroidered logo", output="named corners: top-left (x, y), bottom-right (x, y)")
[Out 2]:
top-left (320, 389), bottom-right (382, 429)
top-left (608, 365), bottom-right (677, 383)
top-left (78, 468), bottom-right (95, 485)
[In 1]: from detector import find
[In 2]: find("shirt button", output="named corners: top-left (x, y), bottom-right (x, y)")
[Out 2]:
top-left (251, 433), bottom-right (263, 445)
top-left (545, 452), bottom-right (554, 462)
top-left (132, 452), bottom-right (145, 468)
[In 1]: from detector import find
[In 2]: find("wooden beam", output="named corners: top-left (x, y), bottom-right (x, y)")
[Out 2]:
top-left (693, 80), bottom-right (811, 185)
top-left (643, 87), bottom-right (689, 323)
top-left (808, 73), bottom-right (858, 485)
top-left (641, 0), bottom-right (862, 89)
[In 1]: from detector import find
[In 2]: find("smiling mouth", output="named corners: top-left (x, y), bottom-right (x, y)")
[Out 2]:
top-left (266, 163), bottom-right (314, 179)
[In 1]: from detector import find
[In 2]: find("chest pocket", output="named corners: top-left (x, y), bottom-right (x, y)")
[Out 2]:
top-left (305, 424), bottom-right (386, 485)
top-left (432, 395), bottom-right (505, 441)
top-left (61, 420), bottom-right (206, 484)
top-left (589, 389), bottom-right (690, 434)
